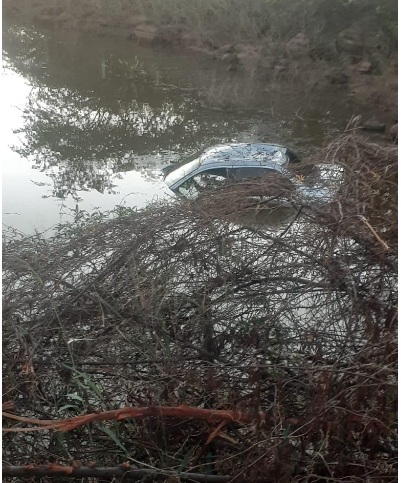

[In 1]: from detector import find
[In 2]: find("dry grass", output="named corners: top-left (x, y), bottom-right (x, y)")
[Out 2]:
top-left (2, 133), bottom-right (397, 481)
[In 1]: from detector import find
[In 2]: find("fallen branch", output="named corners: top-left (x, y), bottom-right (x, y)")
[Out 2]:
top-left (3, 403), bottom-right (389, 437)
top-left (3, 405), bottom-right (288, 432)
top-left (2, 464), bottom-right (231, 482)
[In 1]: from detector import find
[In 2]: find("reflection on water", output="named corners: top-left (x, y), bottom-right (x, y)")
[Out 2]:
top-left (2, 21), bottom-right (377, 234)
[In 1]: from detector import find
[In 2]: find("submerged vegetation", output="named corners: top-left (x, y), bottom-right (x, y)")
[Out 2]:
top-left (3, 133), bottom-right (397, 481)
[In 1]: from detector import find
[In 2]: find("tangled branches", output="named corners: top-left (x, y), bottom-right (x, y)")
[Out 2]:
top-left (2, 134), bottom-right (397, 481)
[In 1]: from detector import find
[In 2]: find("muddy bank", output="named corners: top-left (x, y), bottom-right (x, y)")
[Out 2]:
top-left (3, 0), bottom-right (398, 123)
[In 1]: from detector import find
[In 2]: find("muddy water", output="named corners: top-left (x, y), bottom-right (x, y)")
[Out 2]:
top-left (2, 22), bottom-right (385, 234)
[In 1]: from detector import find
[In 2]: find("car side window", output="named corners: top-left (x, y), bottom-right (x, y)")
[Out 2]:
top-left (231, 167), bottom-right (275, 180)
top-left (177, 178), bottom-right (200, 199)
top-left (193, 168), bottom-right (229, 189)
top-left (176, 168), bottom-right (229, 199)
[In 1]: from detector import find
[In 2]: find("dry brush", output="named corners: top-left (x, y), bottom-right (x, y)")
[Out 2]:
top-left (2, 133), bottom-right (397, 481)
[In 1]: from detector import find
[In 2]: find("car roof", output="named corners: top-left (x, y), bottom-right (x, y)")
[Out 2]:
top-left (200, 143), bottom-right (288, 161)
top-left (164, 143), bottom-right (291, 188)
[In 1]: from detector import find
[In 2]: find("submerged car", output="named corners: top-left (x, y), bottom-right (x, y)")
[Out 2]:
top-left (164, 143), bottom-right (299, 198)
top-left (163, 143), bottom-right (342, 204)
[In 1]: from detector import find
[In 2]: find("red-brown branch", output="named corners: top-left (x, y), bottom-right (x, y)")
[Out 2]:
top-left (3, 405), bottom-right (286, 432)
top-left (3, 404), bottom-right (386, 434)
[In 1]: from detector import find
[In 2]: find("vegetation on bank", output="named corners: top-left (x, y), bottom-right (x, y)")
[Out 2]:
top-left (5, 0), bottom-right (397, 59)
top-left (4, 0), bottom-right (398, 114)
top-left (136, 0), bottom-right (397, 50)
top-left (3, 132), bottom-right (397, 481)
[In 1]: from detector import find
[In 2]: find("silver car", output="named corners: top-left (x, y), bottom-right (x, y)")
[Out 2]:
top-left (164, 143), bottom-right (299, 199)
top-left (164, 143), bottom-right (342, 203)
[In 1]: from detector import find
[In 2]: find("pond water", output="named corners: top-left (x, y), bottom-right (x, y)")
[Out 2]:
top-left (2, 20), bottom-right (386, 234)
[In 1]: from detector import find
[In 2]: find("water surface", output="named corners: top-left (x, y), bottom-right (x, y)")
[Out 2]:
top-left (2, 21), bottom-right (382, 234)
